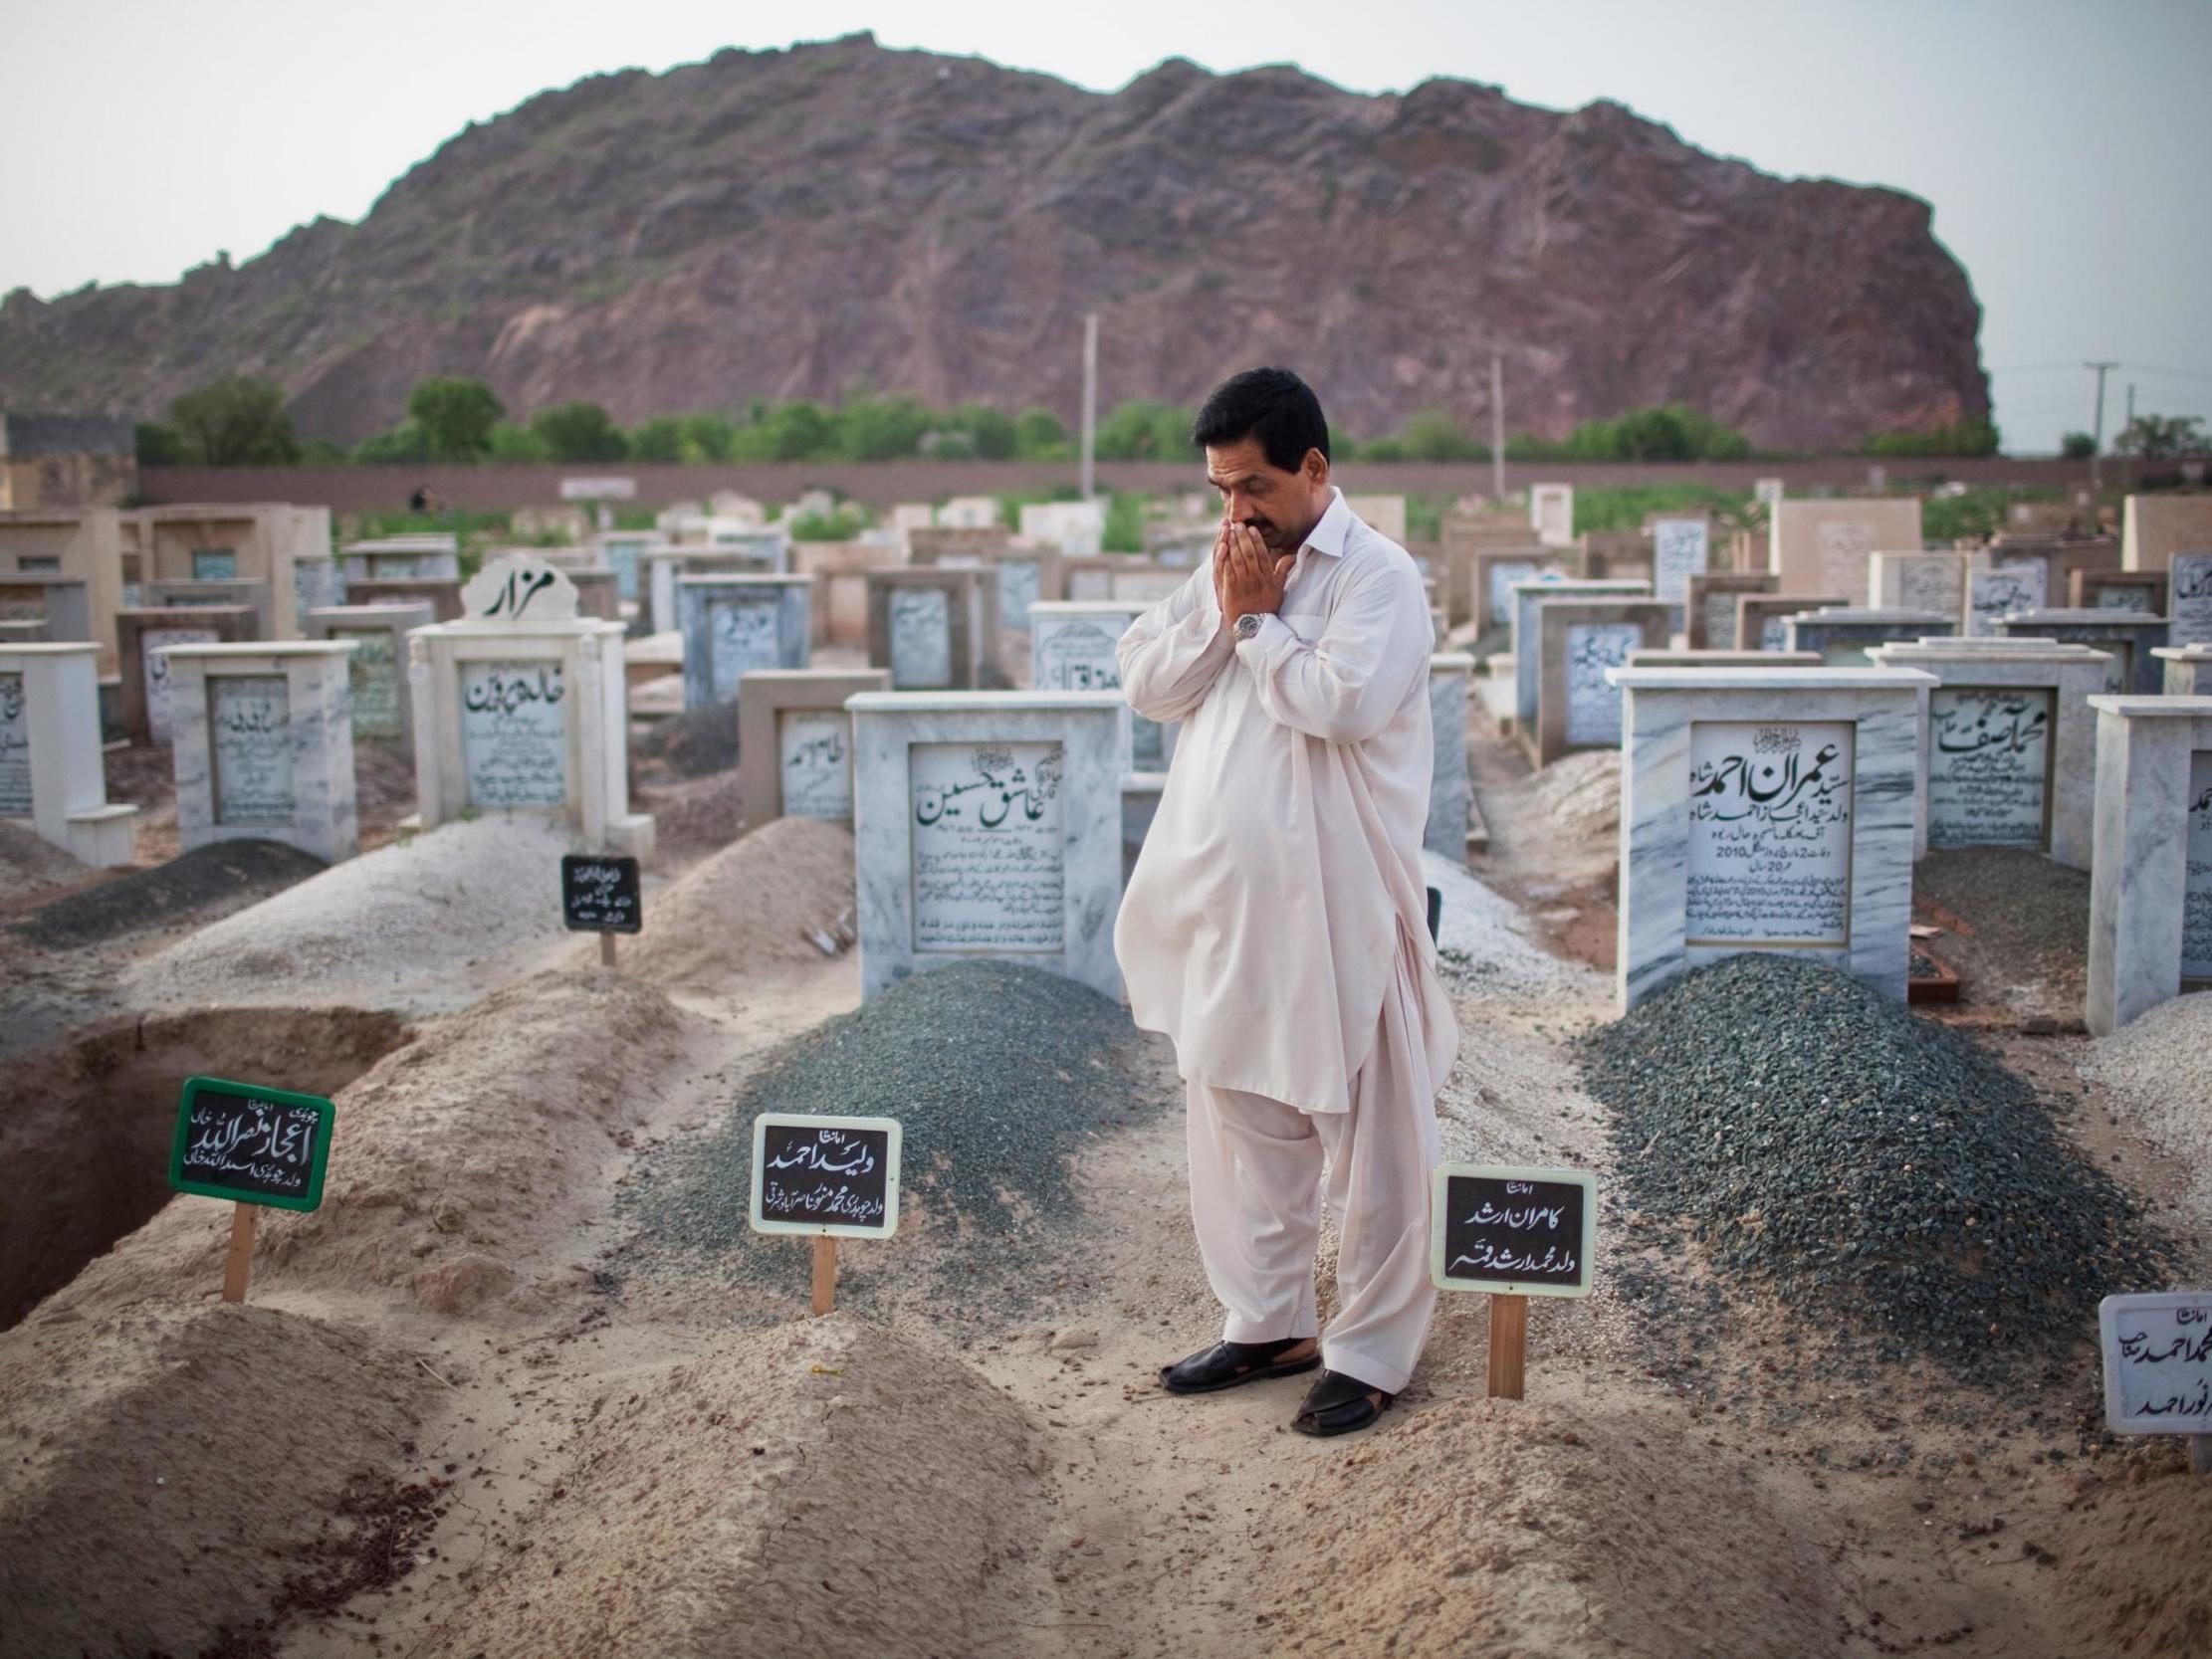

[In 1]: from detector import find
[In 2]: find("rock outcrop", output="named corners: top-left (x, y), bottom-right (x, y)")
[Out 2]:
top-left (0, 34), bottom-right (1988, 447)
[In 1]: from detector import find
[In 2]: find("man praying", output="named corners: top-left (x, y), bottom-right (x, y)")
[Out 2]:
top-left (1114, 366), bottom-right (1458, 1437)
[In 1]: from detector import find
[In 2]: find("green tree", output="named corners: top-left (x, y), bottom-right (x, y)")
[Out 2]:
top-left (629, 416), bottom-right (687, 463)
top-left (168, 374), bottom-right (301, 465)
top-left (841, 392), bottom-right (933, 461)
top-left (299, 437), bottom-right (349, 465)
top-left (948, 401), bottom-right (1017, 461)
top-left (2060, 431), bottom-right (2098, 460)
top-left (2115, 413), bottom-right (2208, 461)
top-left (530, 401), bottom-right (629, 463)
top-left (679, 412), bottom-right (736, 463)
top-left (1094, 400), bottom-right (1195, 461)
top-left (135, 421), bottom-right (184, 466)
top-left (406, 376), bottom-right (505, 461)
top-left (1013, 407), bottom-right (1069, 461)
top-left (486, 421), bottom-right (551, 462)
top-left (1398, 408), bottom-right (1485, 462)
top-left (352, 421), bottom-right (430, 465)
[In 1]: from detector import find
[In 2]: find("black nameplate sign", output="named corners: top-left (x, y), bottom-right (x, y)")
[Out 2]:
top-left (748, 1114), bottom-right (902, 1240)
top-left (561, 854), bottom-right (642, 933)
top-left (168, 1076), bottom-right (334, 1212)
top-left (1429, 1164), bottom-right (1595, 1297)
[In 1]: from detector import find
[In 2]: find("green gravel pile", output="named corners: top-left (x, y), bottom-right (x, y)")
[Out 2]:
top-left (1579, 953), bottom-right (2174, 1380)
top-left (624, 961), bottom-right (1159, 1291)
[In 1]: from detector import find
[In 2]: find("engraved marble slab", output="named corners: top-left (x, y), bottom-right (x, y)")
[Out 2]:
top-left (1686, 720), bottom-right (1855, 947)
top-left (911, 740), bottom-right (1065, 952)
top-left (890, 588), bottom-right (954, 689)
top-left (997, 557), bottom-right (1042, 630)
top-left (192, 548), bottom-right (238, 581)
top-left (1967, 565), bottom-right (2045, 637)
top-left (460, 661), bottom-right (568, 808)
top-left (2173, 553), bottom-right (2212, 649)
top-left (1653, 519), bottom-right (1708, 605)
top-left (143, 627), bottom-right (218, 744)
top-left (2086, 698), bottom-right (2212, 1033)
top-left (0, 672), bottom-right (26, 814)
top-left (1564, 623), bottom-right (1641, 746)
top-left (1816, 521), bottom-right (1876, 601)
top-left (332, 626), bottom-right (402, 738)
top-left (778, 708), bottom-right (853, 821)
top-left (1927, 687), bottom-right (2051, 850)
top-left (210, 675), bottom-right (295, 826)
top-left (2183, 748), bottom-right (2212, 981)
top-left (708, 597), bottom-right (783, 699)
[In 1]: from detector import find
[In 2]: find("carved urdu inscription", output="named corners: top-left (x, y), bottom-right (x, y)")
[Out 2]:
top-left (1685, 720), bottom-right (1855, 948)
top-left (910, 740), bottom-right (1064, 953)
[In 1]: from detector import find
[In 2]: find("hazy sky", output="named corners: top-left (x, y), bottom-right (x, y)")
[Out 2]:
top-left (4, 0), bottom-right (2206, 451)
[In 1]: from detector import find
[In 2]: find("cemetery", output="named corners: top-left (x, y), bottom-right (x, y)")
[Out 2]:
top-left (2, 478), bottom-right (2210, 1659)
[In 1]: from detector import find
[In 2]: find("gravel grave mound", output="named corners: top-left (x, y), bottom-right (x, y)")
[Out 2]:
top-left (2051, 1462), bottom-right (2212, 1656)
top-left (1578, 952), bottom-right (2175, 1382)
top-left (10, 835), bottom-right (327, 947)
top-left (122, 814), bottom-right (576, 1012)
top-left (607, 814), bottom-right (855, 986)
top-left (0, 1300), bottom-right (430, 1659)
top-left (2083, 992), bottom-right (2212, 1220)
top-left (414, 1316), bottom-right (1040, 1659)
top-left (48, 970), bottom-right (697, 1320)
top-left (633, 700), bottom-right (741, 777)
top-left (623, 960), bottom-right (1162, 1305)
top-left (1422, 847), bottom-right (1605, 1008)
top-left (1254, 1394), bottom-right (1838, 1658)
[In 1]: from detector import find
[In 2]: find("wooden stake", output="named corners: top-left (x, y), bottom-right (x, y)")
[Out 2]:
top-left (2192, 1437), bottom-right (2211, 1477)
top-left (599, 931), bottom-right (617, 969)
top-left (810, 1234), bottom-right (838, 1316)
top-left (221, 1203), bottom-right (259, 1304)
top-left (1487, 1293), bottom-right (1527, 1399)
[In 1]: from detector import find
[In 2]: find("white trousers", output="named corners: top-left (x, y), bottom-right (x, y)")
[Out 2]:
top-left (1183, 936), bottom-right (1443, 1396)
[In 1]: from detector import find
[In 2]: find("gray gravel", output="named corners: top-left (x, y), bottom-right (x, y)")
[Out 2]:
top-left (620, 961), bottom-right (1163, 1302)
top-left (1579, 952), bottom-right (2175, 1383)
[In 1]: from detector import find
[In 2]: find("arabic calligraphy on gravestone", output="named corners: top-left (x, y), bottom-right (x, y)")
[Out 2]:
top-left (604, 540), bottom-right (642, 602)
top-left (333, 627), bottom-right (401, 738)
top-left (2097, 584), bottom-right (2155, 612)
top-left (1927, 687), bottom-right (2052, 850)
top-left (460, 662), bottom-right (568, 808)
top-left (2100, 1294), bottom-right (2212, 1433)
top-left (998, 558), bottom-right (1042, 629)
top-left (777, 709), bottom-right (853, 821)
top-left (752, 1117), bottom-right (899, 1236)
top-left (0, 672), bottom-right (27, 814)
top-left (1701, 588), bottom-right (1741, 649)
top-left (1685, 721), bottom-right (1855, 947)
top-left (2172, 553), bottom-right (2212, 650)
top-left (911, 741), bottom-right (1064, 952)
top-left (1896, 556), bottom-right (1964, 614)
top-left (169, 1080), bottom-right (332, 1209)
top-left (2185, 751), bottom-right (2212, 981)
top-left (142, 627), bottom-right (218, 744)
top-left (1564, 622), bottom-right (1641, 746)
top-left (1035, 617), bottom-right (1162, 765)
top-left (1432, 1167), bottom-right (1594, 1295)
top-left (1488, 561), bottom-right (1541, 629)
top-left (1653, 520), bottom-right (1708, 605)
top-left (1967, 566), bottom-right (2045, 637)
top-left (1816, 521), bottom-right (1876, 600)
top-left (889, 587), bottom-right (953, 688)
top-left (708, 597), bottom-right (783, 699)
top-left (1759, 615), bottom-right (1794, 651)
top-left (210, 675), bottom-right (294, 826)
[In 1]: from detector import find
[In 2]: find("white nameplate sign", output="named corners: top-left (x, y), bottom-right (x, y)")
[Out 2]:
top-left (2100, 1293), bottom-right (2212, 1435)
top-left (1685, 720), bottom-right (1855, 948)
top-left (460, 661), bottom-right (568, 808)
top-left (910, 740), bottom-right (1064, 952)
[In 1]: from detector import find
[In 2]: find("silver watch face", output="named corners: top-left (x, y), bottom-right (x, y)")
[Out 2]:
top-left (1235, 613), bottom-right (1261, 639)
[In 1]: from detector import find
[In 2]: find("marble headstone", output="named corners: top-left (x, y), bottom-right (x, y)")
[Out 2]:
top-left (2085, 696), bottom-right (2212, 1032)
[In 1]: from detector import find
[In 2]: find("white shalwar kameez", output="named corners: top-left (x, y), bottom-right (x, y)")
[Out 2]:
top-left (1113, 488), bottom-right (1458, 1395)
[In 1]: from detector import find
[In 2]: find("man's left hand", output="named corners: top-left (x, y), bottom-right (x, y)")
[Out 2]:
top-left (1217, 522), bottom-right (1294, 625)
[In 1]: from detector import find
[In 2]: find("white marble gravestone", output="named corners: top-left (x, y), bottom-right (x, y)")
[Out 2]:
top-left (1992, 608), bottom-right (2169, 695)
top-left (341, 537), bottom-right (460, 585)
top-left (1028, 600), bottom-right (1176, 772)
top-left (1509, 578), bottom-right (1650, 727)
top-left (1964, 564), bottom-right (2045, 637)
top-left (1530, 485), bottom-right (1575, 548)
top-left (303, 602), bottom-right (431, 746)
top-left (406, 554), bottom-right (651, 856)
top-left (2169, 552), bottom-right (2212, 650)
top-left (1427, 654), bottom-right (1474, 865)
top-left (0, 644), bottom-right (137, 865)
top-left (676, 573), bottom-right (812, 710)
top-left (1018, 501), bottom-right (1106, 556)
top-left (2086, 696), bottom-right (2212, 1032)
top-left (735, 668), bottom-right (889, 826)
top-left (2155, 645), bottom-right (2212, 697)
top-left (848, 692), bottom-right (1126, 1001)
top-left (1783, 607), bottom-right (1954, 667)
top-left (1768, 501), bottom-right (1922, 604)
top-left (892, 587), bottom-right (953, 685)
top-left (164, 642), bottom-right (357, 863)
top-left (1869, 550), bottom-right (1974, 617)
top-left (1868, 639), bottom-right (2109, 868)
top-left (1608, 666), bottom-right (1933, 1011)
top-left (1652, 518), bottom-right (1710, 616)
top-left (142, 624), bottom-right (219, 744)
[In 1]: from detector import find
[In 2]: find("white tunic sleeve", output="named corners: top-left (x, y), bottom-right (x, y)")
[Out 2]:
top-left (1231, 563), bottom-right (1430, 744)
top-left (1117, 567), bottom-right (1234, 724)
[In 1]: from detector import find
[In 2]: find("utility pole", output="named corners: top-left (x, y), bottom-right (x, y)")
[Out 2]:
top-left (2123, 381), bottom-right (2136, 494)
top-left (1079, 311), bottom-right (1099, 502)
top-left (2085, 359), bottom-right (2117, 496)
top-left (1489, 352), bottom-right (1506, 505)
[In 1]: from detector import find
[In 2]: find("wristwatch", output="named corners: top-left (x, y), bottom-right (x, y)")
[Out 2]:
top-left (1233, 612), bottom-right (1263, 642)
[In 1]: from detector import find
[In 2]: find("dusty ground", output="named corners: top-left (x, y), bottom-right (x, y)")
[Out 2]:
top-left (3, 692), bottom-right (2208, 1659)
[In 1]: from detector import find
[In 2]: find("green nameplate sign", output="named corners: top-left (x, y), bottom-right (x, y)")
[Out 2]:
top-left (168, 1076), bottom-right (334, 1212)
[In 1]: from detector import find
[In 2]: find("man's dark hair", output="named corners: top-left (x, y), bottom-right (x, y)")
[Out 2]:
top-left (1192, 367), bottom-right (1329, 473)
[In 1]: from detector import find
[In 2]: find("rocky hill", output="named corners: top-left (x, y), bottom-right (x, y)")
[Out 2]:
top-left (0, 34), bottom-right (1988, 448)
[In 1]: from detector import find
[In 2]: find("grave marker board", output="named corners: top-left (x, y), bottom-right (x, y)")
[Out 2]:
top-left (2100, 1293), bottom-right (2212, 1436)
top-left (1686, 721), bottom-right (1855, 947)
top-left (168, 1076), bottom-right (333, 1211)
top-left (1927, 687), bottom-right (2053, 850)
top-left (560, 853), bottom-right (642, 933)
top-left (1429, 1164), bottom-right (1596, 1297)
top-left (749, 1114), bottom-right (902, 1238)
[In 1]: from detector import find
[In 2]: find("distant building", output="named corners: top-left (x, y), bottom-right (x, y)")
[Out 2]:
top-left (0, 412), bottom-right (138, 510)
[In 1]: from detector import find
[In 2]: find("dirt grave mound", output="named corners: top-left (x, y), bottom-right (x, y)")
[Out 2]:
top-left (0, 1005), bottom-right (409, 1331)
top-left (0, 819), bottom-right (98, 914)
top-left (2085, 991), bottom-right (2212, 1218)
top-left (0, 1300), bottom-right (429, 1659)
top-left (47, 970), bottom-right (697, 1319)
top-left (610, 813), bottom-right (855, 985)
top-left (122, 814), bottom-right (578, 1013)
top-left (633, 699), bottom-right (741, 777)
top-left (1254, 1395), bottom-right (1839, 1658)
top-left (2051, 1461), bottom-right (2212, 1656)
top-left (8, 835), bottom-right (328, 946)
top-left (1579, 952), bottom-right (2175, 1382)
top-left (413, 1316), bottom-right (1040, 1659)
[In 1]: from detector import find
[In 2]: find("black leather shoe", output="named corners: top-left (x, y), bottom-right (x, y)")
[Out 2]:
top-left (1158, 1337), bottom-right (1321, 1394)
top-left (1289, 1368), bottom-right (1395, 1436)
